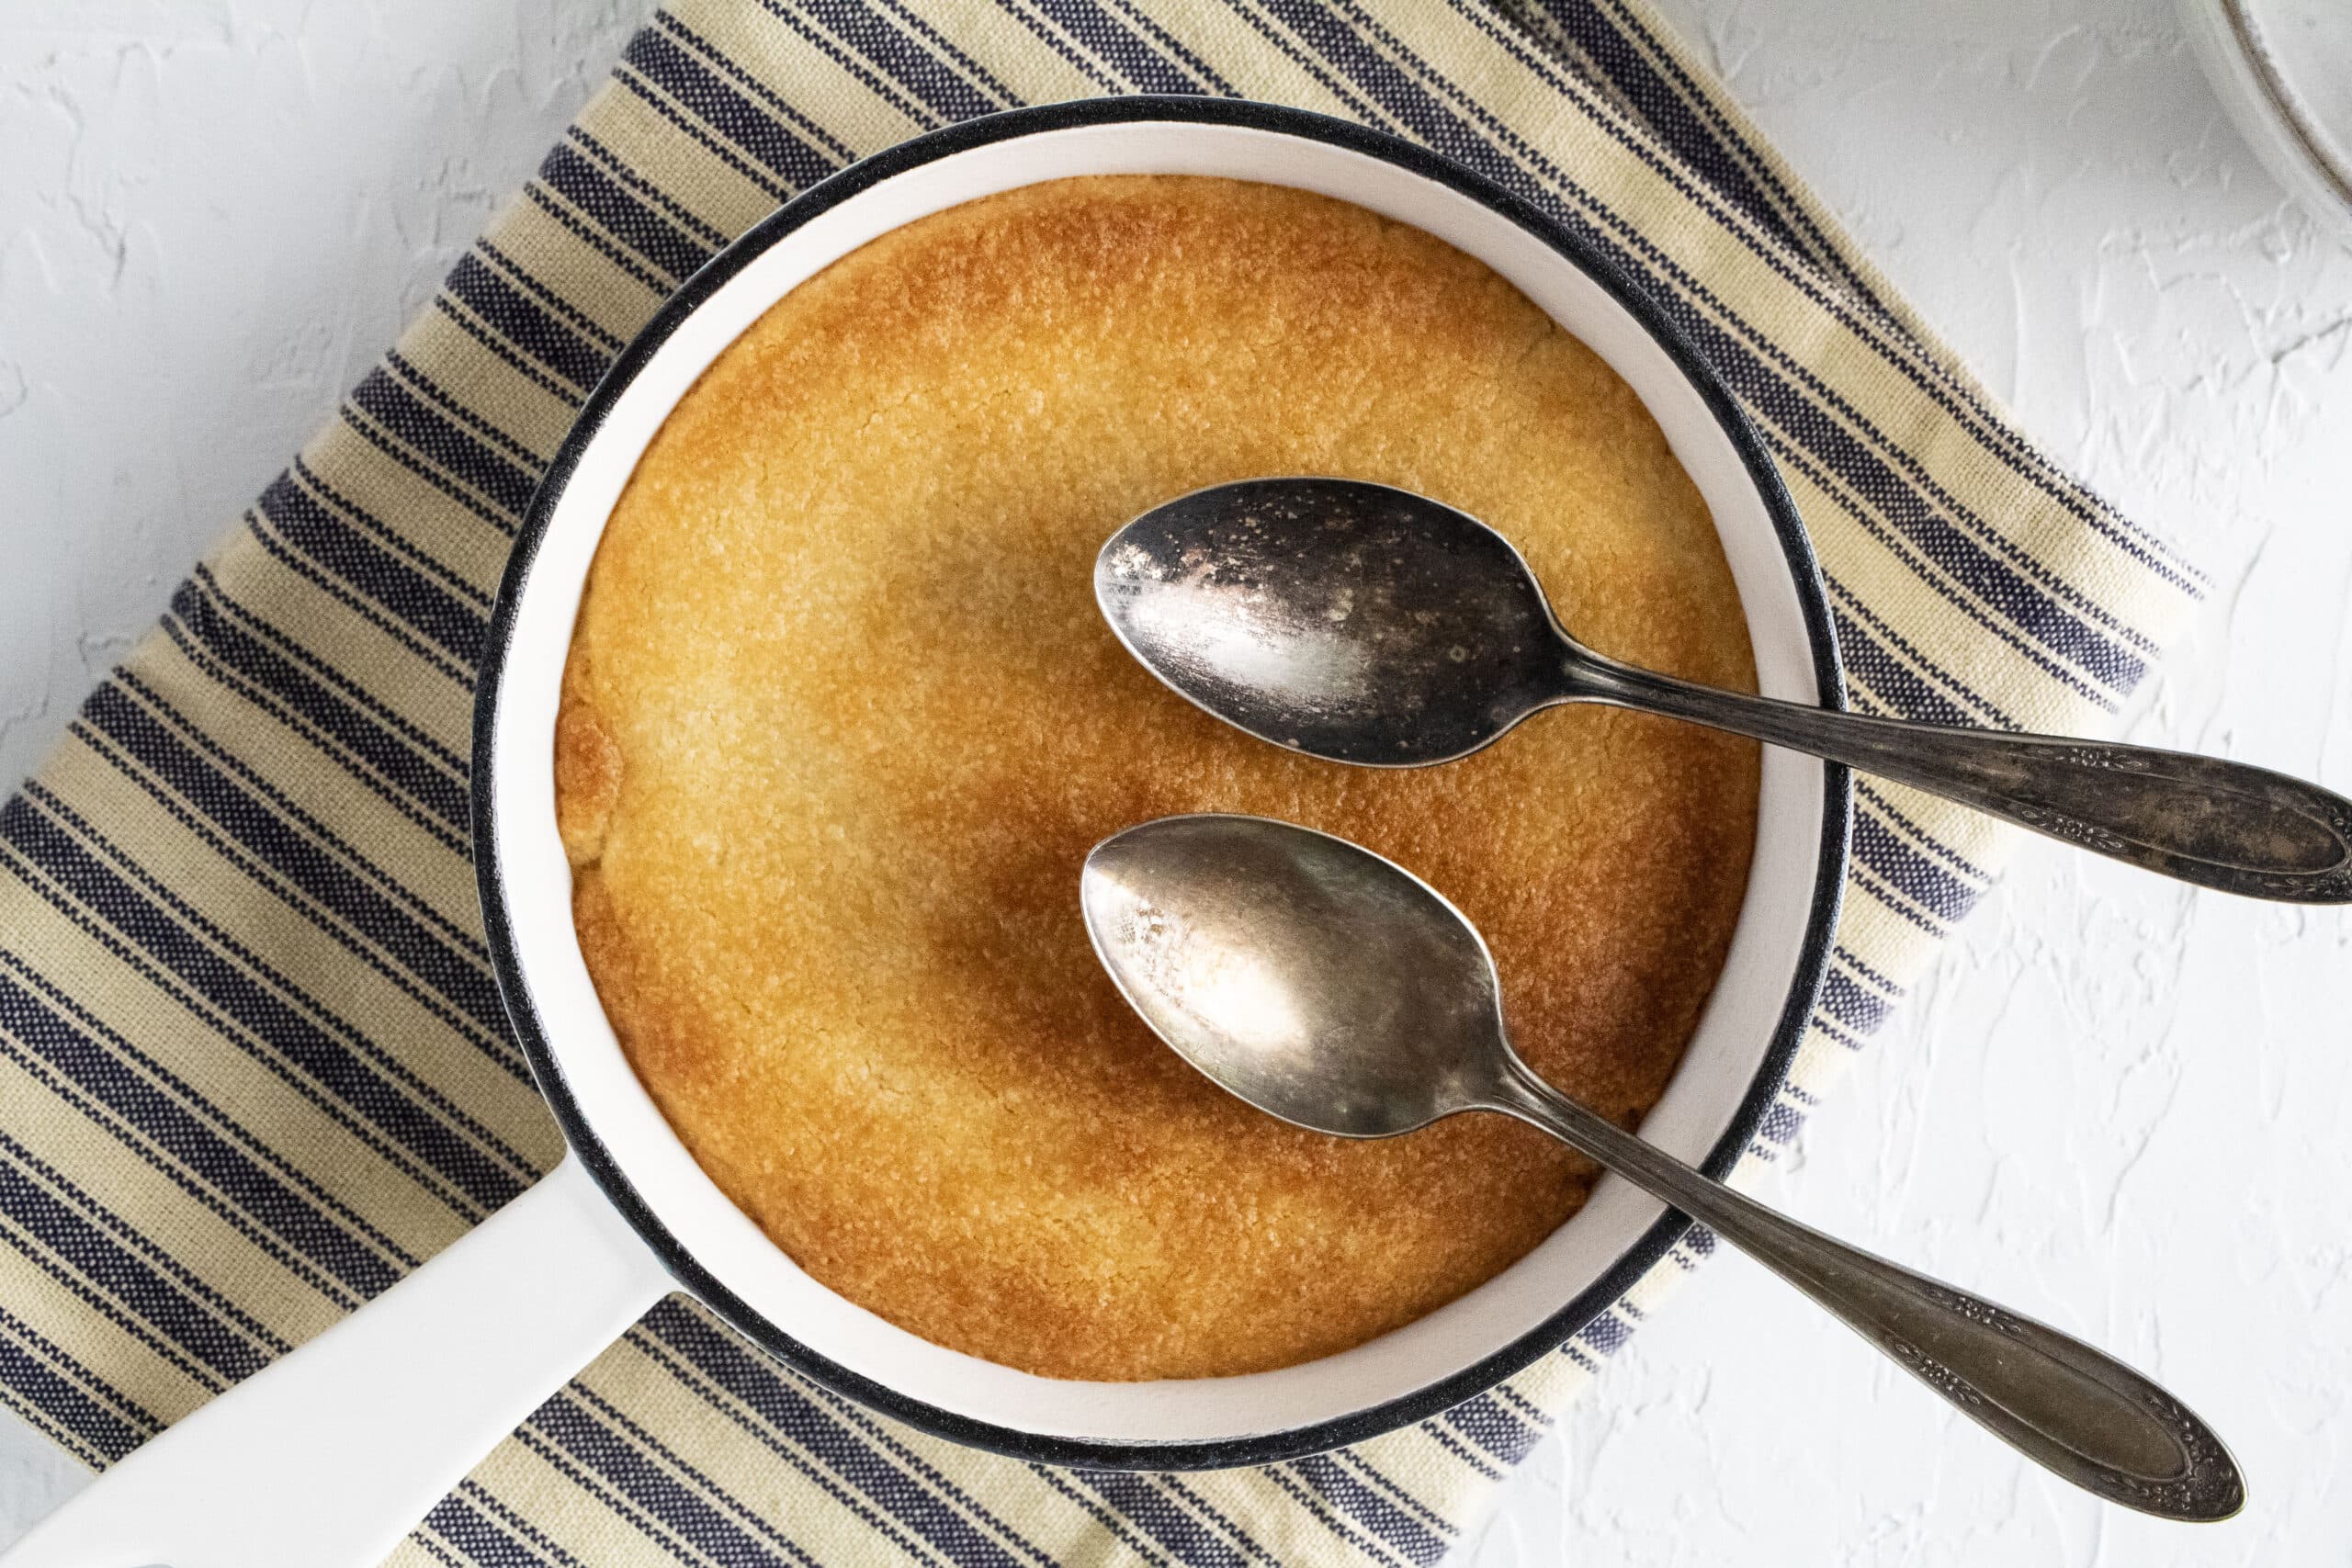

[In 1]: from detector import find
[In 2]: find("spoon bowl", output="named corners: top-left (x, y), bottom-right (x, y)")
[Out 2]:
top-left (1098, 477), bottom-right (2352, 900)
top-left (1094, 479), bottom-right (1564, 766)
top-left (1080, 813), bottom-right (1504, 1135)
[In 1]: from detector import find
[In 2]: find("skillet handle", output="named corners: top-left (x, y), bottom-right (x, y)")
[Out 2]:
top-left (1568, 651), bottom-right (2352, 902)
top-left (0, 1155), bottom-right (672, 1568)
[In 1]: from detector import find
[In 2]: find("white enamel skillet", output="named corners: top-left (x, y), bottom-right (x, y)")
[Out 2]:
top-left (0, 97), bottom-right (1849, 1567)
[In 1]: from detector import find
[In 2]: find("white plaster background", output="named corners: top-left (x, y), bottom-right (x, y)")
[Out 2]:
top-left (0, 1), bottom-right (2347, 1562)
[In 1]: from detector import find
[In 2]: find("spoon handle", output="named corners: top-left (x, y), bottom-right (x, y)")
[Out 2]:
top-left (1568, 652), bottom-right (2352, 902)
top-left (1486, 1057), bottom-right (2243, 1521)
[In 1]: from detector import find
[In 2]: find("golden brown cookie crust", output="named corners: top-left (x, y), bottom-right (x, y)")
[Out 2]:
top-left (557, 176), bottom-right (1759, 1382)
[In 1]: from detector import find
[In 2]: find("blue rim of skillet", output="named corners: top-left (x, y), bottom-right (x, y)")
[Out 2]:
top-left (472, 95), bottom-right (1854, 1472)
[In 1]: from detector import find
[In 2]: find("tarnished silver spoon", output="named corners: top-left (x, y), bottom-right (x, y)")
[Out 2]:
top-left (1079, 813), bottom-right (2244, 1520)
top-left (1094, 477), bottom-right (2352, 902)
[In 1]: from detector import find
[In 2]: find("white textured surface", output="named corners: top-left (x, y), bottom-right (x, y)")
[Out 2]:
top-left (1, 0), bottom-right (2348, 1561)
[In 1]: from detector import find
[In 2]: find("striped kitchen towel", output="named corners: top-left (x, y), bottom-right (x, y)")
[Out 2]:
top-left (0, 0), bottom-right (2202, 1562)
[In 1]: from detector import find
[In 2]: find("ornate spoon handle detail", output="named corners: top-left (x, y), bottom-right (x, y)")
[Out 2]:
top-left (1488, 1057), bottom-right (2245, 1522)
top-left (1570, 652), bottom-right (2352, 903)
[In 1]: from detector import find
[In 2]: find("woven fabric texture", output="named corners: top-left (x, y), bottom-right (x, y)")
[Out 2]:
top-left (0, 0), bottom-right (2199, 1562)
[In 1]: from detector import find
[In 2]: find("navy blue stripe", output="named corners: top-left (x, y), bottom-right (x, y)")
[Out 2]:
top-left (789, 1373), bottom-right (1067, 1568)
top-left (290, 457), bottom-right (492, 612)
top-left (256, 474), bottom-right (488, 666)
top-left (0, 793), bottom-right (523, 1212)
top-left (385, 353), bottom-right (546, 470)
top-left (0, 1291), bottom-right (168, 1435)
top-left (349, 368), bottom-right (540, 519)
top-left (1620, 0), bottom-right (1884, 312)
top-left (1514, 0), bottom-right (1814, 264)
top-left (637, 1299), bottom-right (1025, 1568)
top-left (628, 25), bottom-right (878, 179)
top-left (1579, 1309), bottom-right (1632, 1354)
top-left (853, 0), bottom-right (1025, 112)
top-left (1834, 942), bottom-right (1908, 998)
top-left (1725, 351), bottom-right (2143, 691)
top-left (511, 1426), bottom-right (706, 1566)
top-left (1815, 1011), bottom-right (1869, 1057)
top-left (431, 295), bottom-right (591, 412)
top-left (1289, 1454), bottom-right (1448, 1567)
top-left (1777, 455), bottom-right (2107, 713)
top-left (536, 141), bottom-right (712, 281)
top-left (1330, 1456), bottom-right (1460, 1543)
top-left (0, 955), bottom-right (405, 1294)
top-left (46, 738), bottom-right (518, 1128)
top-left (582, 1381), bottom-right (922, 1568)
top-left (1555, 1337), bottom-right (1606, 1376)
top-left (1488, 1382), bottom-right (1554, 1428)
top-left (0, 1144), bottom-right (268, 1382)
top-left (657, 13), bottom-right (865, 162)
top-left (1071, 1472), bottom-right (1248, 1568)
top-left (562, 130), bottom-right (739, 252)
top-left (339, 398), bottom-right (526, 538)
top-left (625, 1338), bottom-right (962, 1567)
top-left (1031, 1466), bottom-right (1183, 1568)
top-left (478, 239), bottom-right (630, 352)
top-left (192, 558), bottom-right (474, 781)
top-left (996, 0), bottom-right (1211, 93)
top-left (459, 1483), bottom-right (598, 1568)
top-left (1215, 0), bottom-right (1386, 124)
top-left (1256, 1466), bottom-right (1408, 1568)
top-left (1151, 1478), bottom-right (1283, 1566)
top-left (1817, 966), bottom-right (1893, 1035)
top-left (1756, 1099), bottom-right (1805, 1145)
top-left (531, 1392), bottom-right (813, 1568)
top-left (0, 1029), bottom-right (360, 1315)
top-left (614, 69), bottom-right (798, 206)
top-left (1442, 1391), bottom-right (1541, 1463)
top-left (1856, 781), bottom-right (1990, 883)
top-left (1413, 1413), bottom-right (1505, 1480)
top-left (1250, 0), bottom-right (1488, 159)
top-left (1577, 0), bottom-right (1877, 303)
top-left (446, 254), bottom-right (611, 390)
top-left (0, 1121), bottom-right (293, 1359)
top-left (423, 1495), bottom-right (550, 1568)
top-left (233, 512), bottom-right (475, 693)
top-left (1853, 861), bottom-right (1947, 937)
top-left (79, 681), bottom-right (513, 1074)
top-left (0, 1329), bottom-right (145, 1463)
top-left (520, 180), bottom-right (679, 299)
top-left (126, 620), bottom-right (489, 964)
top-left (1851, 809), bottom-right (1978, 923)
top-left (80, 680), bottom-right (506, 1037)
top-left (0, 832), bottom-right (488, 1224)
top-left (116, 637), bottom-right (487, 974)
top-left (1100, 0), bottom-right (1239, 94)
top-left (1829, 600), bottom-right (1998, 729)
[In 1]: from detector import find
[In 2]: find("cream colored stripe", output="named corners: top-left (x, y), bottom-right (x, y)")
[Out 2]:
top-left (470, 200), bottom-right (673, 356)
top-left (4, 743), bottom-right (545, 1244)
top-left (673, 0), bottom-right (958, 157)
top-left (295, 426), bottom-right (521, 596)
top-left (571, 85), bottom-right (807, 237)
top-left (0, 1062), bottom-right (332, 1358)
top-left (391, 310), bottom-right (588, 460)
top-left (201, 523), bottom-right (483, 779)
top-left (114, 626), bottom-right (489, 967)
top-left (0, 1231), bottom-right (185, 1439)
